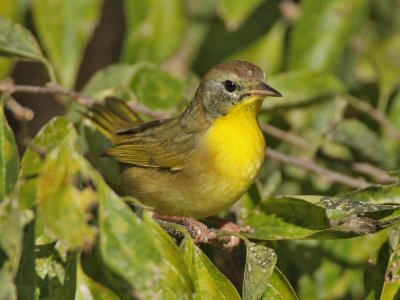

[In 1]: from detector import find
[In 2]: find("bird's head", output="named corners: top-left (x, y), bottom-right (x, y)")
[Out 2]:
top-left (196, 60), bottom-right (282, 118)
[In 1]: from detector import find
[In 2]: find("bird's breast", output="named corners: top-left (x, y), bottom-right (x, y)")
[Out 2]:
top-left (196, 98), bottom-right (266, 196)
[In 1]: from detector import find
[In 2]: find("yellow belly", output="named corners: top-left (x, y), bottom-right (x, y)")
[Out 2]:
top-left (191, 97), bottom-right (266, 216)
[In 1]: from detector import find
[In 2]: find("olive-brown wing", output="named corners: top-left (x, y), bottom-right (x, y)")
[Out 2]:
top-left (106, 117), bottom-right (197, 171)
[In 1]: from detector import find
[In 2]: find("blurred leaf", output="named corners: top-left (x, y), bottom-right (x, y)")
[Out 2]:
top-left (81, 124), bottom-right (122, 193)
top-left (329, 119), bottom-right (392, 168)
top-left (262, 268), bottom-right (298, 300)
top-left (0, 0), bottom-right (23, 21)
top-left (97, 178), bottom-right (193, 298)
top-left (14, 221), bottom-right (35, 300)
top-left (37, 147), bottom-right (97, 250)
top-left (364, 241), bottom-right (390, 299)
top-left (0, 16), bottom-right (44, 62)
top-left (0, 197), bottom-right (24, 279)
top-left (0, 269), bottom-right (16, 300)
top-left (82, 62), bottom-right (187, 109)
top-left (129, 63), bottom-right (186, 109)
top-left (217, 0), bottom-right (264, 31)
top-left (387, 92), bottom-right (400, 165)
top-left (35, 250), bottom-right (77, 299)
top-left (263, 70), bottom-right (345, 110)
top-left (0, 0), bottom-right (25, 79)
top-left (32, 0), bottom-right (102, 87)
top-left (371, 35), bottom-right (400, 112)
top-left (288, 0), bottom-right (370, 71)
top-left (19, 117), bottom-right (77, 209)
top-left (181, 236), bottom-right (240, 299)
top-left (243, 243), bottom-right (277, 300)
top-left (81, 64), bottom-right (136, 99)
top-left (122, 0), bottom-right (186, 64)
top-left (380, 242), bottom-right (400, 299)
top-left (75, 262), bottom-right (119, 300)
top-left (0, 102), bottom-right (19, 201)
top-left (230, 20), bottom-right (288, 75)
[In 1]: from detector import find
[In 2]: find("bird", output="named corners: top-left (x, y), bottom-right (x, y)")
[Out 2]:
top-left (87, 60), bottom-right (282, 243)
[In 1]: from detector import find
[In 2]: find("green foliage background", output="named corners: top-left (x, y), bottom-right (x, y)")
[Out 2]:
top-left (1, 0), bottom-right (400, 299)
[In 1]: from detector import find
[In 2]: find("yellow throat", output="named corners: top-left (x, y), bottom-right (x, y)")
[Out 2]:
top-left (204, 96), bottom-right (266, 187)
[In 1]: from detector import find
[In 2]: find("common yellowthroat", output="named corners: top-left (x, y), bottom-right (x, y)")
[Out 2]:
top-left (88, 61), bottom-right (281, 222)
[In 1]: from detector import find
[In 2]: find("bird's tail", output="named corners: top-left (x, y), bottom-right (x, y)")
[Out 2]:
top-left (85, 98), bottom-right (141, 141)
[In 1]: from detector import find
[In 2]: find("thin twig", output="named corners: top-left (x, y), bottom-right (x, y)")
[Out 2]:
top-left (0, 80), bottom-right (97, 106)
top-left (346, 95), bottom-right (400, 142)
top-left (266, 148), bottom-right (371, 189)
top-left (351, 162), bottom-right (398, 184)
top-left (261, 122), bottom-right (396, 184)
top-left (5, 97), bottom-right (34, 121)
top-left (127, 101), bottom-right (169, 119)
top-left (261, 123), bottom-right (311, 149)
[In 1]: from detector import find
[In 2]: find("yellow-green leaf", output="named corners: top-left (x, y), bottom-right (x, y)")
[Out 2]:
top-left (37, 147), bottom-right (97, 250)
top-left (32, 0), bottom-right (102, 87)
top-left (0, 103), bottom-right (18, 201)
top-left (181, 237), bottom-right (240, 299)
top-left (122, 0), bottom-right (186, 64)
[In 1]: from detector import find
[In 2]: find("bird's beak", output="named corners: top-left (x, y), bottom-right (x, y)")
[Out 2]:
top-left (248, 83), bottom-right (282, 97)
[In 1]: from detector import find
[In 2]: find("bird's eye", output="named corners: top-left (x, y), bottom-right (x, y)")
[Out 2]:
top-left (223, 80), bottom-right (237, 93)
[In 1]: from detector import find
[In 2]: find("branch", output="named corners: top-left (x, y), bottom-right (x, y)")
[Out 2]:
top-left (0, 80), bottom-right (96, 106)
top-left (5, 97), bottom-right (34, 121)
top-left (266, 148), bottom-right (371, 189)
top-left (261, 122), bottom-right (396, 184)
top-left (261, 123), bottom-right (311, 150)
top-left (346, 95), bottom-right (400, 142)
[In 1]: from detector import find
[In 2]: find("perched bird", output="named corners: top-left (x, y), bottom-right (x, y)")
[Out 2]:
top-left (88, 61), bottom-right (281, 241)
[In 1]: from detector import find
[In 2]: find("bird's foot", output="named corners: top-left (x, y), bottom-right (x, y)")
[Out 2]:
top-left (152, 214), bottom-right (253, 248)
top-left (182, 217), bottom-right (216, 243)
top-left (216, 220), bottom-right (255, 249)
top-left (152, 214), bottom-right (215, 243)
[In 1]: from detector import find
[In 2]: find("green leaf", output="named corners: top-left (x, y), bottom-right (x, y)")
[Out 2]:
top-left (0, 16), bottom-right (44, 62)
top-left (263, 70), bottom-right (345, 110)
top-left (245, 196), bottom-right (400, 240)
top-left (0, 269), bottom-right (16, 300)
top-left (32, 0), bottom-right (102, 88)
top-left (129, 63), bottom-right (186, 109)
top-left (217, 0), bottom-right (264, 31)
top-left (288, 0), bottom-right (370, 71)
top-left (0, 197), bottom-right (24, 278)
top-left (181, 236), bottom-right (240, 299)
top-left (35, 249), bottom-right (77, 299)
top-left (293, 194), bottom-right (399, 212)
top-left (338, 184), bottom-right (400, 205)
top-left (371, 35), bottom-right (400, 112)
top-left (0, 102), bottom-right (19, 202)
top-left (122, 0), bottom-right (186, 64)
top-left (14, 221), bottom-right (35, 300)
top-left (380, 241), bottom-right (400, 299)
top-left (82, 62), bottom-right (187, 109)
top-left (37, 147), bottom-right (97, 250)
top-left (230, 20), bottom-right (288, 75)
top-left (97, 179), bottom-right (193, 298)
top-left (262, 268), bottom-right (298, 300)
top-left (19, 117), bottom-right (77, 209)
top-left (243, 243), bottom-right (277, 300)
top-left (81, 64), bottom-right (137, 98)
top-left (329, 119), bottom-right (392, 168)
top-left (0, 0), bottom-right (25, 79)
top-left (75, 262), bottom-right (119, 300)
